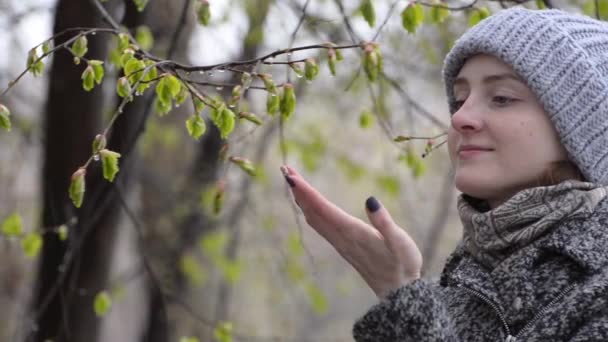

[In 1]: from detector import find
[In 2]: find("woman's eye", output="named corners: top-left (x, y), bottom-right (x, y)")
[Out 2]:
top-left (492, 96), bottom-right (515, 106)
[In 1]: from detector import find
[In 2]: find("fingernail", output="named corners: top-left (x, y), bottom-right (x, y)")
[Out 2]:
top-left (366, 196), bottom-right (381, 212)
top-left (284, 175), bottom-right (295, 188)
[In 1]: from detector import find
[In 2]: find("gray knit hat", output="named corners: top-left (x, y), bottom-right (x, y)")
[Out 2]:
top-left (443, 7), bottom-right (608, 184)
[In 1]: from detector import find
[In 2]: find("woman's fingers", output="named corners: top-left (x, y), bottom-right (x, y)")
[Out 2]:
top-left (280, 165), bottom-right (357, 240)
top-left (365, 196), bottom-right (423, 277)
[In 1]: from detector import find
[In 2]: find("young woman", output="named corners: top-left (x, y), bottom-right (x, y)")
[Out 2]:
top-left (281, 7), bottom-right (608, 341)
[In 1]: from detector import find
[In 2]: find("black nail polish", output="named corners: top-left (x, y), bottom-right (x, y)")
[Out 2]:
top-left (366, 196), bottom-right (381, 212)
top-left (284, 175), bottom-right (295, 188)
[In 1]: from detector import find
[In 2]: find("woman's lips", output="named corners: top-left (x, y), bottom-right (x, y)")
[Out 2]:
top-left (458, 146), bottom-right (493, 159)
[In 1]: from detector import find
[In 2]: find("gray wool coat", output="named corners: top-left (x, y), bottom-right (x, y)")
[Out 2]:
top-left (352, 204), bottom-right (608, 341)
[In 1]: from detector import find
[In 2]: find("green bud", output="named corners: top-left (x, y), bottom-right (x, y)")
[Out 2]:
top-left (92, 134), bottom-right (107, 154)
top-left (213, 181), bottom-right (225, 215)
top-left (289, 63), bottom-right (305, 78)
top-left (42, 40), bottom-right (53, 54)
top-left (73, 57), bottom-right (81, 65)
top-left (327, 49), bottom-right (337, 76)
top-left (116, 77), bottom-right (132, 99)
top-left (229, 156), bottom-right (257, 176)
top-left (94, 290), bottom-right (112, 317)
top-left (197, 0), bottom-right (211, 26)
top-left (280, 83), bottom-right (296, 120)
top-left (71, 35), bottom-right (88, 58)
top-left (194, 96), bottom-right (206, 114)
top-left (81, 65), bottom-right (96, 91)
top-left (238, 111), bottom-right (263, 125)
top-left (118, 33), bottom-right (130, 52)
top-left (304, 58), bottom-right (319, 81)
top-left (266, 91), bottom-right (280, 115)
top-left (57, 224), bottom-right (69, 241)
top-left (241, 72), bottom-right (252, 89)
top-left (363, 44), bottom-right (378, 82)
top-left (69, 168), bottom-right (86, 208)
top-left (260, 74), bottom-right (277, 94)
top-left (0, 104), bottom-right (11, 132)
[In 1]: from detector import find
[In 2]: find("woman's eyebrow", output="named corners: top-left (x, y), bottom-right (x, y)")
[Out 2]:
top-left (453, 73), bottom-right (525, 87)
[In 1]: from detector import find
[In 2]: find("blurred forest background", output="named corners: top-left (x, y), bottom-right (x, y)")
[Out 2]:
top-left (0, 0), bottom-right (597, 341)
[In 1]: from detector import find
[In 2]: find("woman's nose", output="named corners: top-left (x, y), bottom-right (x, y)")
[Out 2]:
top-left (451, 100), bottom-right (483, 133)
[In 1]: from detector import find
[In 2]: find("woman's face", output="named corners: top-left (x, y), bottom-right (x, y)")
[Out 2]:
top-left (447, 54), bottom-right (569, 208)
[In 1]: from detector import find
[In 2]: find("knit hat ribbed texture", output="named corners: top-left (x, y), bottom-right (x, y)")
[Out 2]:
top-left (443, 7), bottom-right (608, 184)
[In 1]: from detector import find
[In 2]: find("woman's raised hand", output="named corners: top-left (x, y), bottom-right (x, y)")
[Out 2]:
top-left (281, 165), bottom-right (423, 299)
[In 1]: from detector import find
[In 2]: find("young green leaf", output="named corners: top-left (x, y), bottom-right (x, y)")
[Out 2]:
top-left (359, 110), bottom-right (374, 128)
top-left (429, 5), bottom-right (450, 24)
top-left (155, 74), bottom-right (182, 105)
top-left (186, 114), bottom-right (206, 140)
top-left (179, 255), bottom-right (207, 286)
top-left (0, 104), bottom-right (11, 132)
top-left (89, 60), bottom-right (105, 84)
top-left (402, 3), bottom-right (425, 34)
top-left (213, 321), bottom-right (233, 342)
top-left (42, 40), bottom-right (53, 54)
top-left (238, 111), bottom-right (263, 125)
top-left (280, 83), bottom-right (296, 120)
top-left (69, 168), bottom-right (86, 208)
top-left (116, 77), bottom-right (132, 100)
top-left (213, 106), bottom-right (235, 139)
top-left (360, 0), bottom-right (376, 27)
top-left (2, 213), bottom-right (23, 237)
top-left (81, 65), bottom-right (96, 91)
top-left (154, 97), bottom-right (172, 116)
top-left (135, 25), bottom-right (154, 51)
top-left (27, 48), bottom-right (44, 77)
top-left (133, 0), bottom-right (149, 12)
top-left (196, 0), bottom-right (211, 26)
top-left (468, 7), bottom-right (490, 27)
top-left (304, 58), bottom-right (319, 81)
top-left (119, 48), bottom-right (135, 68)
top-left (305, 282), bottom-right (329, 314)
top-left (71, 35), bottom-right (88, 58)
top-left (21, 232), bottom-right (43, 259)
top-left (124, 58), bottom-right (145, 84)
top-left (100, 149), bottom-right (121, 182)
top-left (229, 156), bottom-right (256, 176)
top-left (93, 290), bottom-right (112, 317)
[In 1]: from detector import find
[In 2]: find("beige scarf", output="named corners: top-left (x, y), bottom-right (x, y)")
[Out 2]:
top-left (458, 180), bottom-right (608, 269)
